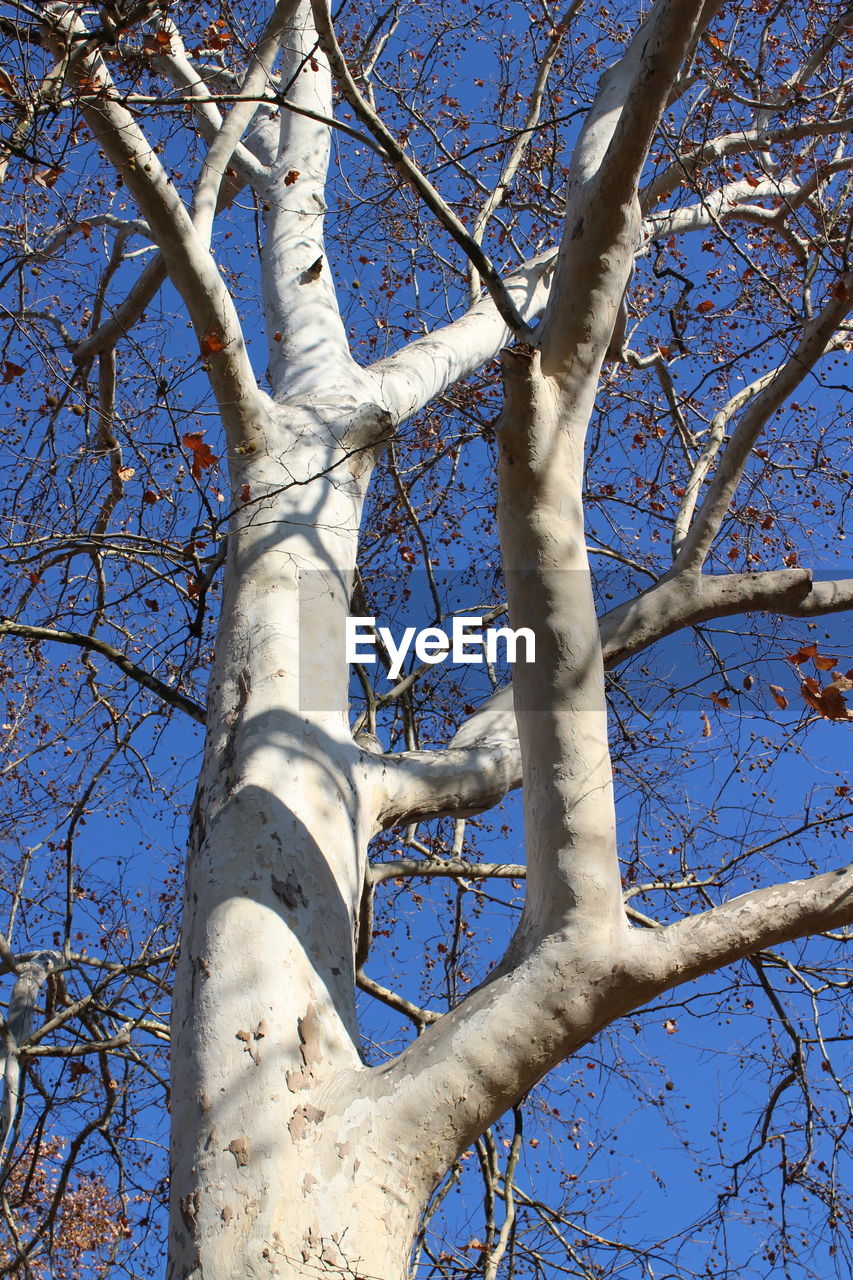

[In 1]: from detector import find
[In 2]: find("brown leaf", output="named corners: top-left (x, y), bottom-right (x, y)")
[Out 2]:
top-left (142, 489), bottom-right (160, 505)
top-left (200, 326), bottom-right (226, 356)
top-left (813, 653), bottom-right (838, 672)
top-left (700, 710), bottom-right (712, 737)
top-left (786, 643), bottom-right (818, 666)
top-left (801, 673), bottom-right (853, 722)
top-left (818, 685), bottom-right (853, 721)
top-left (0, 68), bottom-right (19, 99)
top-left (284, 169), bottom-right (300, 186)
top-left (203, 20), bottom-right (231, 50)
top-left (663, 1018), bottom-right (678, 1034)
top-left (2, 361), bottom-right (25, 383)
top-left (742, 674), bottom-right (754, 691)
top-left (182, 432), bottom-right (219, 479)
top-left (143, 28), bottom-right (174, 55)
top-left (696, 299), bottom-right (715, 313)
top-left (116, 465), bottom-right (135, 482)
top-left (770, 685), bottom-right (788, 710)
top-left (709, 692), bottom-right (729, 709)
top-left (33, 166), bottom-right (61, 189)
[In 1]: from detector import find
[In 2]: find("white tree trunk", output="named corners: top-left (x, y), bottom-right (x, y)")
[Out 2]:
top-left (167, 400), bottom-right (426, 1278)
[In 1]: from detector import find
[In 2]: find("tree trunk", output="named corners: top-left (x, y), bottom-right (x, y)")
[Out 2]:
top-left (166, 400), bottom-right (426, 1279)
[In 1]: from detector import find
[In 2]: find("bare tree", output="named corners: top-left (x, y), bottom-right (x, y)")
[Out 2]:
top-left (0, 1), bottom-right (851, 1277)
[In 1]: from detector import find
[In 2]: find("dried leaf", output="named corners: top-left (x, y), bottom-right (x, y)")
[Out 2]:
top-left (786, 643), bottom-right (818, 666)
top-left (203, 20), bottom-right (231, 50)
top-left (709, 692), bottom-right (730, 708)
top-left (770, 685), bottom-right (788, 710)
top-left (116, 465), bottom-right (135, 482)
top-left (33, 166), bottom-right (61, 189)
top-left (143, 28), bottom-right (174, 55)
top-left (700, 710), bottom-right (712, 737)
top-left (2, 361), bottom-right (25, 383)
top-left (182, 432), bottom-right (219, 480)
top-left (284, 169), bottom-right (300, 186)
top-left (200, 327), bottom-right (226, 356)
top-left (696, 299), bottom-right (715, 313)
top-left (800, 672), bottom-right (853, 721)
top-left (0, 68), bottom-right (19, 99)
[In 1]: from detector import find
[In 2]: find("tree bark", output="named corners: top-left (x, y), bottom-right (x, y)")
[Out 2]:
top-left (166, 399), bottom-right (428, 1279)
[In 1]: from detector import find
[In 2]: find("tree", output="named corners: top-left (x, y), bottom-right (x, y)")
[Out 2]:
top-left (0, 0), bottom-right (851, 1276)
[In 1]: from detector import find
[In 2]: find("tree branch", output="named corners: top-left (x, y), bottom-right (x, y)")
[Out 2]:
top-left (370, 251), bottom-right (557, 429)
top-left (192, 0), bottom-right (296, 244)
top-left (260, 0), bottom-right (361, 400)
top-left (363, 858), bottom-right (851, 1201)
top-left (154, 17), bottom-right (275, 184)
top-left (309, 0), bottom-right (528, 335)
top-left (441, 568), bottom-right (847, 767)
top-left (467, 1), bottom-right (583, 301)
top-left (641, 116), bottom-right (853, 210)
top-left (645, 863), bottom-right (853, 989)
top-left (538, 0), bottom-right (710, 378)
top-left (371, 860), bottom-right (526, 884)
top-left (371, 741), bottom-right (521, 831)
top-left (673, 272), bottom-right (853, 571)
top-left (43, 3), bottom-right (262, 442)
top-left (0, 620), bottom-right (206, 724)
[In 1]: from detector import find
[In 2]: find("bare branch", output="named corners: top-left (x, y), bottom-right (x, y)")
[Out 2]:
top-left (309, 0), bottom-right (529, 335)
top-left (42, 3), bottom-right (262, 438)
top-left (0, 620), bottom-right (206, 724)
top-left (370, 251), bottom-right (557, 429)
top-left (192, 1), bottom-right (296, 244)
top-left (467, 1), bottom-right (583, 301)
top-left (641, 117), bottom-right (853, 211)
top-left (371, 860), bottom-right (526, 884)
top-left (372, 742), bottom-right (520, 831)
top-left (673, 271), bottom-right (853, 572)
top-left (448, 568), bottom-right (850, 752)
top-left (647, 863), bottom-right (853, 987)
top-left (539, 0), bottom-right (710, 378)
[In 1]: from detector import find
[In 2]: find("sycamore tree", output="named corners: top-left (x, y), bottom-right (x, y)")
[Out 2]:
top-left (0, 0), bottom-right (851, 1276)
